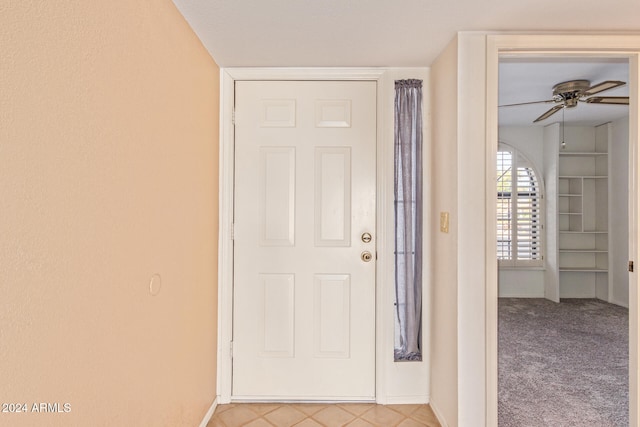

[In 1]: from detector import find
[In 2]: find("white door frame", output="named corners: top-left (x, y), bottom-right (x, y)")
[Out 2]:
top-left (485, 34), bottom-right (640, 426)
top-left (217, 68), bottom-right (421, 403)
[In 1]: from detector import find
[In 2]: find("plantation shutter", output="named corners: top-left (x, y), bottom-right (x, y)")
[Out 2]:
top-left (515, 152), bottom-right (542, 263)
top-left (497, 150), bottom-right (512, 260)
top-left (497, 144), bottom-right (543, 267)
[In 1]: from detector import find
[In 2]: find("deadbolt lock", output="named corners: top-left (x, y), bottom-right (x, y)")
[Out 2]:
top-left (361, 251), bottom-right (373, 262)
top-left (361, 232), bottom-right (372, 243)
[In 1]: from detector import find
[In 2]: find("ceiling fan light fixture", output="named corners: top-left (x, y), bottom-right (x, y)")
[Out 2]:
top-left (565, 98), bottom-right (579, 108)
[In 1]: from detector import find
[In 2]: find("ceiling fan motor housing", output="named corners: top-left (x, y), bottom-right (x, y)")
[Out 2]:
top-left (552, 80), bottom-right (591, 108)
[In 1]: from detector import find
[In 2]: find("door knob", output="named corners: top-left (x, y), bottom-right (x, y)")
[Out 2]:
top-left (361, 251), bottom-right (373, 262)
top-left (361, 232), bottom-right (372, 243)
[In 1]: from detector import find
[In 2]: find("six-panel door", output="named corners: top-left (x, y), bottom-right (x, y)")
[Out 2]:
top-left (233, 80), bottom-right (377, 399)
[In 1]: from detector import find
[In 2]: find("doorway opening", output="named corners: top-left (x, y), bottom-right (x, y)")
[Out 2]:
top-left (496, 55), bottom-right (631, 425)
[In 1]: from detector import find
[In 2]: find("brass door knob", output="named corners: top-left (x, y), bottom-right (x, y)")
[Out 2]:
top-left (361, 251), bottom-right (373, 262)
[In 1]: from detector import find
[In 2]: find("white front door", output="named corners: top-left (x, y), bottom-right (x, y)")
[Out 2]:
top-left (232, 80), bottom-right (377, 400)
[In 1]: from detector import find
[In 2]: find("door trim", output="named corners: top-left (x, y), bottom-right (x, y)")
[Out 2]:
top-left (485, 34), bottom-right (640, 426)
top-left (217, 68), bottom-right (388, 403)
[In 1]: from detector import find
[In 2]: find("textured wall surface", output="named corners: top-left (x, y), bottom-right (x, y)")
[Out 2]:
top-left (0, 1), bottom-right (219, 425)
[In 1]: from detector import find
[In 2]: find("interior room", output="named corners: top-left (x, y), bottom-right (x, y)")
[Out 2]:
top-left (497, 57), bottom-right (630, 426)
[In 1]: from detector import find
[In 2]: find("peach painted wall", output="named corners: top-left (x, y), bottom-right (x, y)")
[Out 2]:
top-left (0, 1), bottom-right (219, 426)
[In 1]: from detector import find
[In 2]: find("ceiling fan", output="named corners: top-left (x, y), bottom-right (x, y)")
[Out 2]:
top-left (500, 79), bottom-right (629, 123)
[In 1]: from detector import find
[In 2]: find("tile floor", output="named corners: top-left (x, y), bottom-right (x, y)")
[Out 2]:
top-left (207, 403), bottom-right (441, 427)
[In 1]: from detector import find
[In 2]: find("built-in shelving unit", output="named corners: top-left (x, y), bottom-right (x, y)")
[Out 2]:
top-left (502, 121), bottom-right (628, 305)
top-left (557, 125), bottom-right (610, 297)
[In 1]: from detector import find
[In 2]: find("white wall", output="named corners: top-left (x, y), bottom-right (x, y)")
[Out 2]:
top-left (430, 32), bottom-right (491, 427)
top-left (543, 123), bottom-right (560, 302)
top-left (500, 126), bottom-right (544, 169)
top-left (430, 37), bottom-right (459, 427)
top-left (611, 117), bottom-right (630, 307)
top-left (456, 33), bottom-right (489, 427)
top-left (499, 269), bottom-right (545, 297)
top-left (381, 68), bottom-right (431, 403)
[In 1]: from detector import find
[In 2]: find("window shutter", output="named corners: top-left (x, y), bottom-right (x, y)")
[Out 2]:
top-left (515, 161), bottom-right (541, 262)
top-left (497, 150), bottom-right (512, 260)
top-left (497, 145), bottom-right (543, 267)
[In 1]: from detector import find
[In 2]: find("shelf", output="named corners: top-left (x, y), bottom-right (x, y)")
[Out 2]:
top-left (559, 175), bottom-right (608, 179)
top-left (559, 151), bottom-right (607, 157)
top-left (554, 125), bottom-right (612, 295)
top-left (559, 231), bottom-right (607, 234)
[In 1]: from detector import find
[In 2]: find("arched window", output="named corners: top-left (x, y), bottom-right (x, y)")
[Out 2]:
top-left (497, 143), bottom-right (543, 267)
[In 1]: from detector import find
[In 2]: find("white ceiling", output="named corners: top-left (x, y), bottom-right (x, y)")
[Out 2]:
top-left (171, 0), bottom-right (638, 126)
top-left (172, 0), bottom-right (640, 68)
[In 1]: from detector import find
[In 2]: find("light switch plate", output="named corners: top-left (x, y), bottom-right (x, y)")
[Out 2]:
top-left (440, 212), bottom-right (449, 233)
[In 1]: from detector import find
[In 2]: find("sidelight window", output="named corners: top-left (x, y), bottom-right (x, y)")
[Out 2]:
top-left (394, 79), bottom-right (423, 361)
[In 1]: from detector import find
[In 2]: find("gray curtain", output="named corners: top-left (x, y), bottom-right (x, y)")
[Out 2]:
top-left (394, 79), bottom-right (423, 361)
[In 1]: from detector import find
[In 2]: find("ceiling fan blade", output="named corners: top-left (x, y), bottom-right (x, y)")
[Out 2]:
top-left (585, 96), bottom-right (629, 105)
top-left (499, 99), bottom-right (555, 107)
top-left (533, 105), bottom-right (564, 123)
top-left (583, 80), bottom-right (626, 96)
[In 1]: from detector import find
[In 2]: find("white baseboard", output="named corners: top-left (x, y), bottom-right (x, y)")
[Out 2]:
top-left (198, 397), bottom-right (218, 427)
top-left (498, 292), bottom-right (544, 298)
top-left (609, 298), bottom-right (629, 308)
top-left (429, 400), bottom-right (449, 427)
top-left (381, 395), bottom-right (429, 405)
